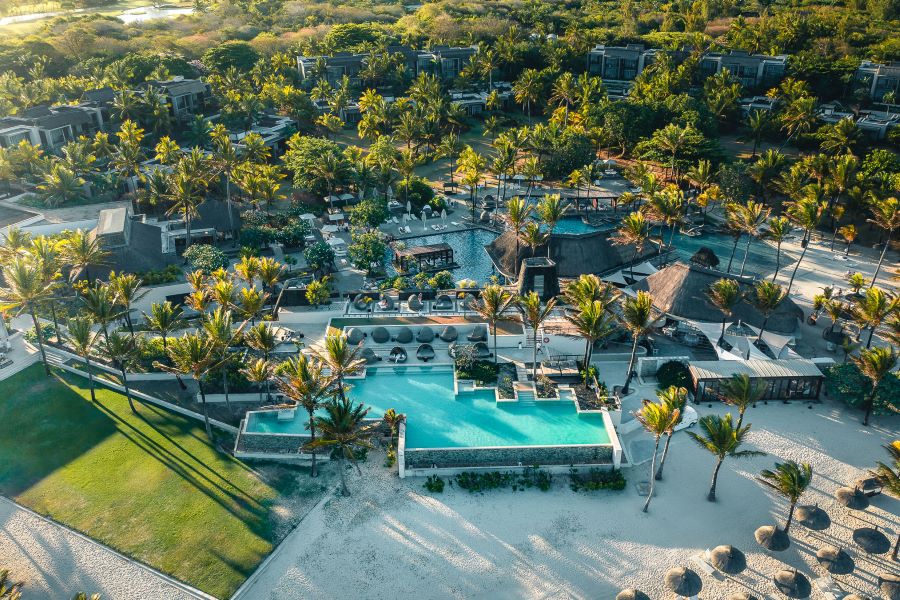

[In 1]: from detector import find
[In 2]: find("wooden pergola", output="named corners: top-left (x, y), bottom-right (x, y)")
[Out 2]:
top-left (393, 243), bottom-right (455, 275)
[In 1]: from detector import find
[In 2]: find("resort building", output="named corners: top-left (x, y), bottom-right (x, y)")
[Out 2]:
top-left (855, 60), bottom-right (900, 101)
top-left (817, 102), bottom-right (900, 140)
top-left (297, 51), bottom-right (372, 85)
top-left (204, 111), bottom-right (297, 153)
top-left (296, 45), bottom-right (478, 85)
top-left (698, 50), bottom-right (788, 89)
top-left (140, 77), bottom-right (212, 121)
top-left (0, 103), bottom-right (105, 153)
top-left (416, 45), bottom-right (478, 81)
top-left (689, 359), bottom-right (825, 403)
top-left (738, 95), bottom-right (778, 115)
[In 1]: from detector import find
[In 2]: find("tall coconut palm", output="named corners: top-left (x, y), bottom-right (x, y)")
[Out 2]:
top-left (62, 229), bottom-right (110, 283)
top-left (851, 287), bottom-right (899, 348)
top-left (245, 321), bottom-right (277, 362)
top-left (563, 274), bottom-right (613, 308)
top-left (519, 220), bottom-right (548, 261)
top-left (471, 284), bottom-right (514, 364)
top-left (109, 272), bottom-right (146, 338)
top-left (550, 72), bottom-right (579, 126)
top-left (752, 281), bottom-right (787, 344)
top-left (838, 224), bottom-right (857, 256)
top-left (647, 186), bottom-right (684, 249)
top-left (688, 414), bottom-right (764, 501)
top-left (737, 201), bottom-right (771, 277)
top-left (437, 133), bottom-right (464, 185)
top-left (536, 194), bottom-right (567, 251)
top-left (785, 194), bottom-right (825, 296)
top-left (721, 373), bottom-right (765, 428)
top-left (165, 170), bottom-right (205, 250)
top-left (765, 216), bottom-right (792, 281)
top-left (852, 346), bottom-right (898, 426)
top-left (210, 130), bottom-right (241, 238)
top-left (566, 299), bottom-right (615, 372)
top-left (79, 284), bottom-right (120, 342)
top-left (238, 286), bottom-right (270, 324)
top-left (757, 460), bottom-right (812, 534)
top-left (636, 399), bottom-right (679, 512)
top-left (201, 308), bottom-right (242, 409)
top-left (143, 301), bottom-right (185, 352)
top-left (156, 332), bottom-right (223, 440)
top-left (305, 396), bottom-right (378, 496)
top-left (612, 211), bottom-right (650, 283)
top-left (66, 316), bottom-right (100, 402)
top-left (241, 357), bottom-right (272, 404)
top-left (37, 163), bottom-right (84, 208)
top-left (707, 278), bottom-right (743, 347)
top-left (315, 334), bottom-right (365, 404)
top-left (517, 291), bottom-right (557, 381)
top-left (867, 196), bottom-right (899, 289)
top-left (620, 291), bottom-right (655, 395)
top-left (654, 385), bottom-right (687, 481)
top-left (0, 257), bottom-right (55, 374)
top-left (277, 354), bottom-right (333, 477)
top-left (513, 68), bottom-right (543, 123)
top-left (506, 196), bottom-right (531, 259)
top-left (872, 440), bottom-right (900, 558)
top-left (102, 331), bottom-right (141, 415)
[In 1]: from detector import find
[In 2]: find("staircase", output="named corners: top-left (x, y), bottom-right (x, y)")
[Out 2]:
top-left (523, 327), bottom-right (544, 348)
top-left (515, 386), bottom-right (537, 405)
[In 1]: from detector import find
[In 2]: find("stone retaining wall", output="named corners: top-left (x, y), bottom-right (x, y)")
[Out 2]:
top-left (404, 444), bottom-right (613, 470)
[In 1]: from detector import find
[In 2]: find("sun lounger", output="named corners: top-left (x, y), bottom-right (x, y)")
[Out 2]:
top-left (691, 552), bottom-right (715, 576)
top-left (389, 346), bottom-right (407, 363)
top-left (416, 343), bottom-right (435, 362)
top-left (416, 326), bottom-right (435, 343)
top-left (473, 342), bottom-right (491, 359)
top-left (433, 294), bottom-right (453, 310)
top-left (467, 325), bottom-right (487, 342)
top-left (813, 575), bottom-right (842, 600)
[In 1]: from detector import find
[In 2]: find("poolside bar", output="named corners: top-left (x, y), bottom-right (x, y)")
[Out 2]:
top-left (393, 243), bottom-right (456, 274)
top-left (689, 359), bottom-right (825, 403)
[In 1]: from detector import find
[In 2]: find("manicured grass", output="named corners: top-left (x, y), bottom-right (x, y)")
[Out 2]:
top-left (0, 364), bottom-right (304, 599)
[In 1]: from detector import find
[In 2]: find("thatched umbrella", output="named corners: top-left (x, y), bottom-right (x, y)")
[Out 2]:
top-left (815, 545), bottom-right (854, 575)
top-left (795, 504), bottom-right (831, 531)
top-left (346, 327), bottom-right (365, 345)
top-left (394, 326), bottom-right (413, 343)
top-left (755, 525), bottom-right (790, 551)
top-left (615, 589), bottom-right (650, 600)
top-left (773, 569), bottom-right (811, 599)
top-left (835, 486), bottom-right (869, 510)
top-left (371, 327), bottom-right (390, 344)
top-left (664, 567), bottom-right (702, 597)
top-left (727, 593), bottom-right (757, 600)
top-left (710, 545), bottom-right (747, 575)
top-left (880, 573), bottom-right (900, 600)
top-left (852, 526), bottom-right (890, 554)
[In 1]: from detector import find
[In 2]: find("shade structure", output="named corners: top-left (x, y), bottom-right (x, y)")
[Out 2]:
top-left (439, 326), bottom-right (458, 342)
top-left (467, 324), bottom-right (487, 342)
top-left (416, 343), bottom-right (435, 361)
top-left (394, 326), bottom-right (413, 343)
top-left (346, 327), bottom-right (365, 345)
top-left (361, 348), bottom-right (379, 364)
top-left (773, 569), bottom-right (811, 599)
top-left (880, 573), bottom-right (900, 600)
top-left (664, 567), bottom-right (702, 597)
top-left (815, 545), bottom-right (854, 575)
top-left (835, 486), bottom-right (869, 510)
top-left (852, 527), bottom-right (890, 554)
top-left (710, 545), bottom-right (747, 575)
top-left (843, 594), bottom-right (871, 600)
top-left (755, 525), bottom-right (790, 551)
top-left (371, 327), bottom-right (390, 344)
top-left (727, 594), bottom-right (757, 600)
top-left (615, 589), bottom-right (650, 600)
top-left (795, 504), bottom-right (831, 531)
top-left (416, 326), bottom-right (435, 343)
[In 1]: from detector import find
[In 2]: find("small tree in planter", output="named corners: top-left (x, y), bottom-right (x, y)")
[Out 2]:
top-left (656, 360), bottom-right (691, 389)
top-left (306, 277), bottom-right (331, 308)
top-left (184, 244), bottom-right (229, 274)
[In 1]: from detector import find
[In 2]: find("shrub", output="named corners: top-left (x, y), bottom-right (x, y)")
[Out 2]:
top-left (304, 242), bottom-right (335, 275)
top-left (427, 270), bottom-right (454, 290)
top-left (24, 323), bottom-right (56, 344)
top-left (396, 176), bottom-right (434, 211)
top-left (137, 264), bottom-right (182, 285)
top-left (569, 468), bottom-right (627, 492)
top-left (656, 360), bottom-right (691, 389)
top-left (183, 244), bottom-right (229, 274)
top-left (454, 468), bottom-right (552, 493)
top-left (385, 447), bottom-right (396, 468)
top-left (455, 356), bottom-right (498, 385)
top-left (423, 475), bottom-right (445, 493)
top-left (535, 374), bottom-right (557, 398)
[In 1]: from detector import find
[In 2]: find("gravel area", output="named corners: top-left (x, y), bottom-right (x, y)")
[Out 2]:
top-left (0, 498), bottom-right (204, 600)
top-left (236, 397), bottom-right (898, 600)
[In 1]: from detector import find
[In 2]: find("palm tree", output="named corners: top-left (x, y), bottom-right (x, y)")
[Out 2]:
top-left (566, 299), bottom-right (615, 372)
top-left (0, 569), bottom-right (22, 600)
top-left (66, 316), bottom-right (100, 402)
top-left (241, 357), bottom-right (272, 404)
top-left (383, 408), bottom-right (405, 451)
top-left (517, 291), bottom-right (557, 381)
top-left (0, 257), bottom-right (55, 374)
top-left (737, 201), bottom-right (771, 277)
top-left (620, 291), bottom-right (655, 395)
top-left (245, 321), bottom-right (277, 362)
top-left (62, 229), bottom-right (110, 282)
top-left (519, 221), bottom-right (548, 260)
top-left (550, 72), bottom-right (578, 126)
top-left (277, 354), bottom-right (333, 477)
top-left (867, 196), bottom-right (899, 289)
top-left (201, 308), bottom-right (242, 409)
top-left (79, 284), bottom-right (120, 342)
top-left (305, 396), bottom-right (378, 496)
top-left (785, 194), bottom-right (825, 296)
top-left (143, 301), bottom-right (185, 352)
top-left (166, 171), bottom-right (205, 250)
top-left (612, 211), bottom-right (650, 283)
top-left (102, 331), bottom-right (141, 414)
top-left (852, 346), bottom-right (898, 426)
top-left (707, 278), bottom-right (743, 347)
top-left (513, 68), bottom-right (543, 123)
top-left (647, 186), bottom-right (685, 248)
top-left (745, 110), bottom-right (769, 157)
top-left (757, 460), bottom-right (812, 534)
top-left (210, 131), bottom-right (241, 238)
top-left (156, 332), bottom-right (222, 440)
top-left (721, 373), bottom-right (765, 428)
top-left (109, 272), bottom-right (146, 337)
top-left (471, 284), bottom-right (514, 364)
top-left (238, 286), bottom-right (270, 324)
top-left (765, 217), bottom-right (793, 281)
top-left (315, 334), bottom-right (365, 404)
top-left (654, 385), bottom-right (687, 481)
top-left (506, 196), bottom-right (532, 259)
top-left (872, 440), bottom-right (900, 558)
top-left (536, 194), bottom-right (567, 254)
top-left (851, 287), bottom-right (899, 348)
top-left (563, 274), bottom-right (613, 307)
top-left (437, 133), bottom-right (464, 185)
top-left (688, 414), bottom-right (764, 501)
top-left (838, 224), bottom-right (857, 256)
top-left (636, 398), bottom-right (679, 512)
top-left (752, 281), bottom-right (787, 344)
top-left (37, 164), bottom-right (84, 208)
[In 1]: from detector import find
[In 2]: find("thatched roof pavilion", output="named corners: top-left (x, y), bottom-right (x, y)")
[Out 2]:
top-left (631, 262), bottom-right (803, 334)
top-left (485, 229), bottom-right (655, 279)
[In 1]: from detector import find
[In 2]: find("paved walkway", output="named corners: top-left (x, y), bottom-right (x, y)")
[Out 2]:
top-left (0, 497), bottom-right (206, 600)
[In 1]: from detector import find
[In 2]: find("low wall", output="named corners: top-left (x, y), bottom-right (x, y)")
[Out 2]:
top-left (404, 444), bottom-right (614, 472)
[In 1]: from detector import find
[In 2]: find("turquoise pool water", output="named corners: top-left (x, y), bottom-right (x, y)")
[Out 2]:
top-left (245, 366), bottom-right (610, 450)
top-left (387, 228), bottom-right (499, 283)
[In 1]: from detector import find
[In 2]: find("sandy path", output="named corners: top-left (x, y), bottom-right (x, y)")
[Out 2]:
top-left (239, 398), bottom-right (898, 600)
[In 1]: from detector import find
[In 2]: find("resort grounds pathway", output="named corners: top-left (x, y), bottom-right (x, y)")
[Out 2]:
top-left (0, 497), bottom-right (206, 600)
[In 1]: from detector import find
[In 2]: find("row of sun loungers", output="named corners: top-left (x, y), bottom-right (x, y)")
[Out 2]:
top-left (345, 325), bottom-right (490, 363)
top-left (350, 293), bottom-right (480, 314)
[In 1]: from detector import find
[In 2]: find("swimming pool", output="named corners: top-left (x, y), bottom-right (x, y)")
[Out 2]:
top-left (549, 217), bottom-right (614, 236)
top-left (386, 228), bottom-right (499, 283)
top-left (244, 366), bottom-right (610, 450)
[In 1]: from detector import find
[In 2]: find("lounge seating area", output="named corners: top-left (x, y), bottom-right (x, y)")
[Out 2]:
top-left (334, 323), bottom-right (490, 364)
top-left (345, 291), bottom-right (484, 316)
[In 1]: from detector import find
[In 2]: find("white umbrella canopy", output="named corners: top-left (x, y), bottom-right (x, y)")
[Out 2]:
top-left (387, 186), bottom-right (394, 199)
top-left (441, 209), bottom-right (447, 221)
top-left (406, 200), bottom-right (411, 215)
top-left (421, 209), bottom-right (428, 230)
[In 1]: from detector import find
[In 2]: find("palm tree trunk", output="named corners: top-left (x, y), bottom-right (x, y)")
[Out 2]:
top-left (785, 239), bottom-right (809, 296)
top-left (869, 228), bottom-right (893, 290)
top-left (845, 241), bottom-right (852, 257)
top-left (892, 533), bottom-right (899, 560)
top-left (757, 316), bottom-right (770, 343)
top-left (532, 334), bottom-right (538, 382)
top-left (719, 318), bottom-right (727, 347)
top-left (622, 334), bottom-right (639, 395)
top-left (30, 311), bottom-right (50, 375)
top-left (867, 326), bottom-right (876, 348)
top-left (784, 500), bottom-right (796, 533)
top-left (49, 301), bottom-right (60, 344)
top-left (772, 242), bottom-right (783, 281)
top-left (736, 408), bottom-right (747, 430)
top-left (221, 368), bottom-right (231, 411)
top-left (492, 324), bottom-right (498, 365)
top-left (739, 235), bottom-right (753, 276)
top-left (307, 409), bottom-right (317, 477)
top-left (708, 457), bottom-right (724, 501)
top-left (198, 379), bottom-right (213, 440)
top-left (727, 235), bottom-right (741, 273)
top-left (655, 433), bottom-right (673, 480)
top-left (85, 355), bottom-right (97, 402)
top-left (121, 367), bottom-right (136, 414)
top-left (642, 437), bottom-right (660, 512)
top-left (862, 389), bottom-right (877, 426)
top-left (338, 455), bottom-right (350, 496)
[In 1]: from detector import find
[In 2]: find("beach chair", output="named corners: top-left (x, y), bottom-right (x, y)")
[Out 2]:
top-left (691, 551), bottom-right (716, 576)
top-left (812, 575), bottom-right (842, 600)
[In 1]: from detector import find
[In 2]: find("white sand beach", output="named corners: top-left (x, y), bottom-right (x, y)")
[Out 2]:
top-left (239, 396), bottom-right (899, 600)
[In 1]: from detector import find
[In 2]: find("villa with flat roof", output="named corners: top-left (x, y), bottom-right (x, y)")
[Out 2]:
top-left (698, 50), bottom-right (787, 88)
top-left (296, 45), bottom-right (478, 85)
top-left (855, 60), bottom-right (900, 101)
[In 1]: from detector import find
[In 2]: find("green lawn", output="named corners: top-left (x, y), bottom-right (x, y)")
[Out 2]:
top-left (0, 364), bottom-right (311, 599)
